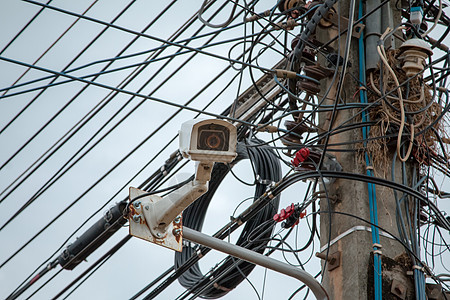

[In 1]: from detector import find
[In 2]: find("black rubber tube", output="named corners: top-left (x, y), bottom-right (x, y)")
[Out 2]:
top-left (175, 140), bottom-right (281, 298)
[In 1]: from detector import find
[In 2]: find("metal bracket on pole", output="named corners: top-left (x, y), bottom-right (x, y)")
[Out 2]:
top-left (183, 227), bottom-right (329, 300)
top-left (128, 162), bottom-right (212, 252)
top-left (128, 187), bottom-right (184, 252)
top-left (128, 118), bottom-right (238, 252)
top-left (319, 10), bottom-right (365, 38)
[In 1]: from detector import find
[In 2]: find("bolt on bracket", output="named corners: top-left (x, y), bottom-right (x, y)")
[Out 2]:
top-left (319, 10), bottom-right (365, 39)
top-left (128, 187), bottom-right (183, 252)
top-left (316, 251), bottom-right (341, 271)
top-left (391, 278), bottom-right (407, 300)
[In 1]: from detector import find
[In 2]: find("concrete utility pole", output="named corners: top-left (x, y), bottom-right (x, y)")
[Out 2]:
top-left (315, 1), bottom-right (416, 299)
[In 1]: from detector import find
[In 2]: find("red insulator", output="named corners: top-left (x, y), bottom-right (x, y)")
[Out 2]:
top-left (286, 203), bottom-right (294, 214)
top-left (273, 214), bottom-right (281, 222)
top-left (300, 210), bottom-right (306, 219)
top-left (273, 204), bottom-right (296, 222)
top-left (292, 148), bottom-right (310, 167)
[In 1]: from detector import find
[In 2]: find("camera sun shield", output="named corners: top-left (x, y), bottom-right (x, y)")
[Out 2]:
top-left (179, 119), bottom-right (237, 163)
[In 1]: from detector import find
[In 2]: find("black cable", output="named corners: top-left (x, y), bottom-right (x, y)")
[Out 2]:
top-left (21, 0), bottom-right (274, 74)
top-left (129, 266), bottom-right (175, 300)
top-left (5, 259), bottom-right (59, 300)
top-left (7, 147), bottom-right (183, 299)
top-left (0, 0), bottom-right (158, 171)
top-left (127, 176), bottom-right (193, 208)
top-left (0, 0), bottom-right (243, 210)
top-left (0, 0), bottom-right (53, 59)
top-left (173, 140), bottom-right (281, 299)
top-left (0, 1), bottom-right (261, 239)
top-left (18, 21), bottom-right (288, 298)
top-left (288, 271), bottom-right (321, 300)
top-left (51, 235), bottom-right (131, 299)
top-left (139, 140), bottom-right (281, 299)
top-left (3, 147), bottom-right (180, 295)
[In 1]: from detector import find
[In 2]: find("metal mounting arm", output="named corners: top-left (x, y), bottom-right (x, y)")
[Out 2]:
top-left (128, 162), bottom-right (213, 251)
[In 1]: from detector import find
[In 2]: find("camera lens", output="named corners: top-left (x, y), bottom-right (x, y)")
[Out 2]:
top-left (197, 124), bottom-right (230, 151)
top-left (205, 134), bottom-right (221, 149)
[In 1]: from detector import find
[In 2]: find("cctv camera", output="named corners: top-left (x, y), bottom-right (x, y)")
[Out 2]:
top-left (179, 119), bottom-right (237, 163)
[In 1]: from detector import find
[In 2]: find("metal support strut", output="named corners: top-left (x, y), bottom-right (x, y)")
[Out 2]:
top-left (182, 227), bottom-right (329, 300)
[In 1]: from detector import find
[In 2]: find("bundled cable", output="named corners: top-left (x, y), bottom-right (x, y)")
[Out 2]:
top-left (174, 140), bottom-right (281, 298)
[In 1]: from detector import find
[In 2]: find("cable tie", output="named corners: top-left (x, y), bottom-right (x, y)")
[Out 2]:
top-left (274, 69), bottom-right (298, 79)
top-left (275, 19), bottom-right (299, 30)
top-left (412, 265), bottom-right (425, 272)
top-left (46, 262), bottom-right (53, 270)
top-left (104, 208), bottom-right (113, 222)
top-left (231, 216), bottom-right (243, 226)
top-left (372, 243), bottom-right (382, 249)
top-left (263, 180), bottom-right (276, 190)
top-left (61, 248), bottom-right (70, 260)
top-left (267, 191), bottom-right (274, 199)
top-left (213, 283), bottom-right (232, 292)
top-left (320, 225), bottom-right (396, 253)
top-left (373, 250), bottom-right (383, 255)
top-left (160, 165), bottom-right (168, 176)
top-left (422, 263), bottom-right (432, 275)
top-left (366, 166), bottom-right (374, 171)
top-left (196, 249), bottom-right (203, 258)
top-left (259, 178), bottom-right (274, 185)
top-left (244, 9), bottom-right (271, 22)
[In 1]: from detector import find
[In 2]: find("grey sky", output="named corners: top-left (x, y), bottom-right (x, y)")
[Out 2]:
top-left (0, 1), bottom-right (449, 299)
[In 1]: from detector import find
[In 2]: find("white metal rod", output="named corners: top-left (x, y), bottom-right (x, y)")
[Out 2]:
top-left (183, 227), bottom-right (328, 300)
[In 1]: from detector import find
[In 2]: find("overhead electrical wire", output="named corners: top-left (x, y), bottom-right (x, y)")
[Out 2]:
top-left (0, 0), bottom-right (251, 205)
top-left (0, 0), bottom-right (172, 172)
top-left (1, 0), bottom-right (100, 97)
top-left (0, 5), bottom-right (253, 229)
top-left (7, 149), bottom-right (184, 299)
top-left (0, 9), bottom-right (279, 267)
top-left (1, 0), bottom-right (450, 299)
top-left (0, 0), bottom-right (222, 200)
top-left (4, 2), bottom-right (292, 294)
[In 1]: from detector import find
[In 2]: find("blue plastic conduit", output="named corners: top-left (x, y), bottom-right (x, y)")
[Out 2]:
top-left (358, 2), bottom-right (382, 299)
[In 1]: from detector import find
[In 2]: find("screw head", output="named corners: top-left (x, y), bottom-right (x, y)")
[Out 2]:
top-left (156, 232), bottom-right (162, 238)
top-left (145, 205), bottom-right (149, 210)
top-left (134, 201), bottom-right (141, 208)
top-left (173, 229), bottom-right (181, 236)
top-left (132, 215), bottom-right (141, 223)
top-left (174, 216), bottom-right (181, 224)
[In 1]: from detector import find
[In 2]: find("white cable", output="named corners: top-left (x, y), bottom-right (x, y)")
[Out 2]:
top-left (421, 0), bottom-right (442, 38)
top-left (377, 27), bottom-right (414, 162)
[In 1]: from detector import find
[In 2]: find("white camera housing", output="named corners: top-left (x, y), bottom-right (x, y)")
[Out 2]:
top-left (179, 119), bottom-right (237, 163)
top-left (129, 119), bottom-right (237, 251)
